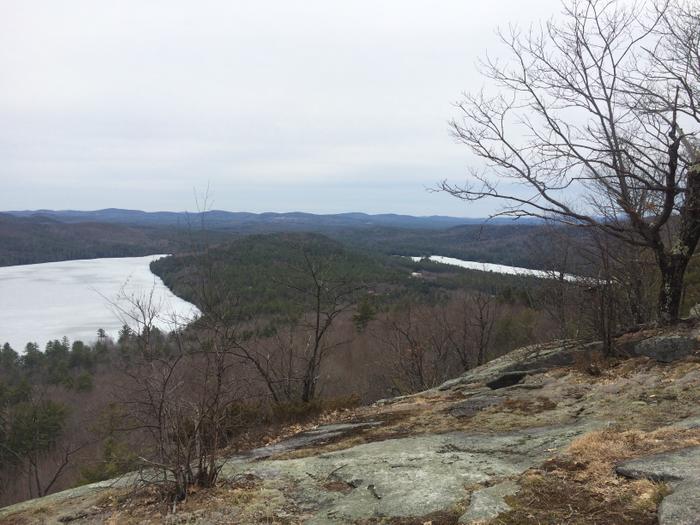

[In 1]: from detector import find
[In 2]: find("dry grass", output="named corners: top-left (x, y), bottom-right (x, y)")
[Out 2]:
top-left (85, 477), bottom-right (299, 524)
top-left (495, 471), bottom-right (667, 525)
top-left (496, 425), bottom-right (700, 524)
top-left (572, 350), bottom-right (608, 376)
top-left (567, 426), bottom-right (700, 479)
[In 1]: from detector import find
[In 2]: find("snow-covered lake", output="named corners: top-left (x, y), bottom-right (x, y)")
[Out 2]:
top-left (410, 255), bottom-right (580, 282)
top-left (0, 255), bottom-right (199, 351)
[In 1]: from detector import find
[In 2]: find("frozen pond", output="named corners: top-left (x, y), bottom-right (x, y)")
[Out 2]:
top-left (0, 255), bottom-right (199, 351)
top-left (410, 255), bottom-right (581, 282)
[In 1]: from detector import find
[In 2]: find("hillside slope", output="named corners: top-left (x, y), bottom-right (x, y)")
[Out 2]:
top-left (3, 325), bottom-right (700, 524)
top-left (0, 214), bottom-right (178, 266)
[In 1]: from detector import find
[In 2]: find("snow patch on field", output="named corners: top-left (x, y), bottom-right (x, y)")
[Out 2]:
top-left (410, 255), bottom-right (580, 282)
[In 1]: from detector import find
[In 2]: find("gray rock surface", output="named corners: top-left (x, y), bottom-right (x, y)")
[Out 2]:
top-left (616, 446), bottom-right (700, 482)
top-left (689, 304), bottom-right (700, 319)
top-left (616, 446), bottom-right (700, 525)
top-left (633, 335), bottom-right (697, 363)
top-left (219, 422), bottom-right (595, 524)
top-left (659, 481), bottom-right (700, 525)
top-left (672, 415), bottom-right (700, 430)
top-left (486, 371), bottom-right (529, 389)
top-left (236, 422), bottom-right (381, 460)
top-left (0, 422), bottom-right (381, 522)
top-left (438, 340), bottom-right (602, 392)
top-left (449, 396), bottom-right (504, 418)
top-left (458, 480), bottom-right (519, 524)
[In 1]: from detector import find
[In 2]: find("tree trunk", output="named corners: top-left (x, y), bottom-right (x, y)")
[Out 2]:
top-left (301, 359), bottom-right (317, 403)
top-left (598, 282), bottom-right (614, 355)
top-left (659, 160), bottom-right (700, 324)
top-left (658, 255), bottom-right (689, 324)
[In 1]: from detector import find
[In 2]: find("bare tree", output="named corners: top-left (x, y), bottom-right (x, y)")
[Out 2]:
top-left (441, 0), bottom-right (700, 323)
top-left (251, 324), bottom-right (306, 404)
top-left (574, 229), bottom-right (659, 345)
top-left (471, 292), bottom-right (496, 366)
top-left (441, 292), bottom-right (496, 369)
top-left (278, 251), bottom-right (363, 403)
top-left (186, 235), bottom-right (363, 405)
top-left (376, 304), bottom-right (455, 393)
top-left (112, 286), bottom-right (242, 503)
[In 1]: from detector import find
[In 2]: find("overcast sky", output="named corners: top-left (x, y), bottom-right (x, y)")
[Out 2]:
top-left (0, 0), bottom-right (561, 216)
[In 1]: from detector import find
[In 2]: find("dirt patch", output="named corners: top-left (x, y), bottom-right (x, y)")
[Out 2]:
top-left (322, 480), bottom-right (354, 494)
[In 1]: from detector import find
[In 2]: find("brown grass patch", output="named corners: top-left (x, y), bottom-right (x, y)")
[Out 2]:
top-left (497, 425), bottom-right (700, 524)
top-left (496, 471), bottom-right (667, 525)
top-left (567, 426), bottom-right (700, 478)
top-left (572, 350), bottom-right (609, 376)
top-left (0, 513), bottom-right (33, 525)
top-left (322, 480), bottom-right (354, 494)
top-left (84, 477), bottom-right (296, 524)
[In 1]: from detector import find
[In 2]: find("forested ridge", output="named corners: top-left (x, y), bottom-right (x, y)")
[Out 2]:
top-left (0, 214), bottom-right (179, 266)
top-left (0, 210), bottom-right (579, 272)
top-left (150, 232), bottom-right (563, 322)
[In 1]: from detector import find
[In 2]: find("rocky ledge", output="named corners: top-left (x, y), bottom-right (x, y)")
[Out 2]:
top-left (3, 324), bottom-right (700, 524)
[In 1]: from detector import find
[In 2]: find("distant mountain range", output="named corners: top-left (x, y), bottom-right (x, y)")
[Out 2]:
top-left (0, 209), bottom-right (554, 269)
top-left (4, 208), bottom-right (535, 231)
